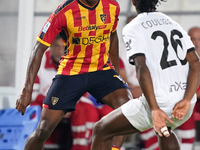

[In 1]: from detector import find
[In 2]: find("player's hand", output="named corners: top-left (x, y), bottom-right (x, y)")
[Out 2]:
top-left (152, 108), bottom-right (174, 137)
top-left (171, 99), bottom-right (191, 120)
top-left (16, 89), bottom-right (32, 115)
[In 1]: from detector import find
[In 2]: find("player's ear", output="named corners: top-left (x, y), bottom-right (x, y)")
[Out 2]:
top-left (132, 0), bottom-right (136, 6)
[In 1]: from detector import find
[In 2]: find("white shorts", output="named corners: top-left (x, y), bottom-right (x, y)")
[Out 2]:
top-left (121, 96), bottom-right (196, 132)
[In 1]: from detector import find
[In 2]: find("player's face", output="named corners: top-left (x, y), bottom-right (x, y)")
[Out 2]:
top-left (50, 38), bottom-right (65, 63)
top-left (189, 28), bottom-right (200, 56)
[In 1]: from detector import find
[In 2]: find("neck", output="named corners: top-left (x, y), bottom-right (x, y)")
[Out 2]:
top-left (80, 0), bottom-right (99, 6)
top-left (137, 9), bottom-right (156, 14)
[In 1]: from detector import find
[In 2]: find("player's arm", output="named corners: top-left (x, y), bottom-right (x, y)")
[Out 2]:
top-left (134, 55), bottom-right (174, 137)
top-left (16, 41), bottom-right (48, 115)
top-left (172, 50), bottom-right (200, 119)
top-left (109, 31), bottom-right (119, 73)
top-left (134, 56), bottom-right (158, 110)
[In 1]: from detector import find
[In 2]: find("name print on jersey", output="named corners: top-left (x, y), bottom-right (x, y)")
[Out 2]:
top-left (141, 18), bottom-right (172, 29)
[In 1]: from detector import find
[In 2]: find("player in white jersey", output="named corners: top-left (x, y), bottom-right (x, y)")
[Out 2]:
top-left (90, 0), bottom-right (200, 150)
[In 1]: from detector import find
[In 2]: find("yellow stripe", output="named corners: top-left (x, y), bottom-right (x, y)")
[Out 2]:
top-left (109, 3), bottom-right (118, 31)
top-left (70, 5), bottom-right (89, 74)
top-left (112, 147), bottom-right (120, 150)
top-left (37, 37), bottom-right (51, 47)
top-left (57, 9), bottom-right (74, 75)
top-left (64, 9), bottom-right (74, 57)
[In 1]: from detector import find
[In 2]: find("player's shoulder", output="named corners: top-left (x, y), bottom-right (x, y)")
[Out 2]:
top-left (54, 0), bottom-right (76, 15)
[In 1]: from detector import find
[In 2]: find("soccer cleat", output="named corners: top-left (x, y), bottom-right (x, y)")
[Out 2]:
top-left (112, 145), bottom-right (120, 150)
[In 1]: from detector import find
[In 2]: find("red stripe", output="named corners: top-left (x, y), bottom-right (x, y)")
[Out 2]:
top-left (101, 0), bottom-right (110, 23)
top-left (182, 137), bottom-right (195, 143)
top-left (43, 104), bottom-right (49, 109)
top-left (62, 45), bottom-right (81, 75)
top-left (178, 112), bottom-right (195, 129)
top-left (112, 145), bottom-right (120, 150)
top-left (97, 43), bottom-right (106, 70)
top-left (89, 9), bottom-right (96, 24)
top-left (197, 85), bottom-right (200, 92)
top-left (119, 58), bottom-right (124, 69)
top-left (103, 29), bottom-right (110, 35)
top-left (79, 44), bottom-right (93, 73)
top-left (74, 33), bottom-right (82, 37)
top-left (112, 6), bottom-right (119, 32)
top-left (34, 75), bottom-right (40, 84)
top-left (89, 31), bottom-right (96, 36)
top-left (143, 136), bottom-right (158, 149)
top-left (72, 3), bottom-right (82, 27)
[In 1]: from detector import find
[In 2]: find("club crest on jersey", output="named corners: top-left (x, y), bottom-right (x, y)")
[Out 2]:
top-left (100, 14), bottom-right (107, 23)
top-left (51, 97), bottom-right (59, 105)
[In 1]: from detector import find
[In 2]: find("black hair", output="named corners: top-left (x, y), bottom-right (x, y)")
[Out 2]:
top-left (135, 0), bottom-right (165, 13)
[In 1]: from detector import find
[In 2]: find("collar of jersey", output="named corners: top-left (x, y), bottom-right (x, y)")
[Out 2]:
top-left (77, 0), bottom-right (100, 10)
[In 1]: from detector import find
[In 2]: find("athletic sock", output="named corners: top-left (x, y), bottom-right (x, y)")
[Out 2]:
top-left (112, 145), bottom-right (120, 150)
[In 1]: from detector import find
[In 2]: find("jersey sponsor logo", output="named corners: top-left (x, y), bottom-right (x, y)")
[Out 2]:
top-left (169, 81), bottom-right (187, 92)
top-left (51, 97), bottom-right (59, 105)
top-left (125, 39), bottom-right (132, 51)
top-left (72, 37), bottom-right (80, 45)
top-left (78, 25), bottom-right (107, 31)
top-left (72, 34), bottom-right (109, 45)
top-left (42, 22), bottom-right (51, 33)
top-left (100, 14), bottom-right (107, 23)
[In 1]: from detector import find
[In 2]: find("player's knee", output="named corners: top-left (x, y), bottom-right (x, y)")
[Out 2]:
top-left (35, 121), bottom-right (53, 141)
top-left (92, 120), bottom-right (113, 142)
top-left (158, 130), bottom-right (180, 150)
top-left (93, 120), bottom-right (104, 136)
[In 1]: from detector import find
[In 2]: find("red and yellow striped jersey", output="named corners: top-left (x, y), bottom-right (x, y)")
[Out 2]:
top-left (37, 0), bottom-right (120, 75)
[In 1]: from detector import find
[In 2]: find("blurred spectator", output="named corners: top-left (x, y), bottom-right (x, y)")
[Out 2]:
top-left (188, 26), bottom-right (200, 142)
top-left (70, 94), bottom-right (100, 150)
top-left (30, 34), bottom-right (73, 150)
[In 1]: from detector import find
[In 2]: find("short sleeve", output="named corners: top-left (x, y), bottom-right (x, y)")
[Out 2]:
top-left (37, 13), bottom-right (63, 47)
top-left (176, 23), bottom-right (195, 53)
top-left (122, 24), bottom-right (146, 64)
top-left (111, 4), bottom-right (120, 32)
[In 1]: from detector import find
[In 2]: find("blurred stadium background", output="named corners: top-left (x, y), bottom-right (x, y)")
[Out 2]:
top-left (0, 0), bottom-right (200, 149)
top-left (1, 0), bottom-right (200, 109)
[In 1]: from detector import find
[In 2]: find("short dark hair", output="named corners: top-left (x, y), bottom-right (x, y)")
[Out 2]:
top-left (135, 0), bottom-right (165, 13)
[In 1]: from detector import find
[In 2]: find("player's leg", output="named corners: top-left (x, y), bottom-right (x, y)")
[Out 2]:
top-left (90, 107), bottom-right (139, 150)
top-left (158, 128), bottom-right (180, 150)
top-left (102, 88), bottom-right (132, 148)
top-left (175, 112), bottom-right (195, 150)
top-left (24, 108), bottom-right (65, 150)
top-left (89, 70), bottom-right (132, 148)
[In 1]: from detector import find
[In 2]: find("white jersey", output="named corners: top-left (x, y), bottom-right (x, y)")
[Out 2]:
top-left (122, 12), bottom-right (196, 112)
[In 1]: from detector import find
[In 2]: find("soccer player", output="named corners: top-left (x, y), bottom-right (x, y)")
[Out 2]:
top-left (15, 0), bottom-right (132, 149)
top-left (90, 0), bottom-right (200, 150)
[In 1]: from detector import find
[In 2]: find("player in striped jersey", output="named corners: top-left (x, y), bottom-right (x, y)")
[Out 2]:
top-left (15, 0), bottom-right (132, 150)
top-left (90, 0), bottom-right (200, 150)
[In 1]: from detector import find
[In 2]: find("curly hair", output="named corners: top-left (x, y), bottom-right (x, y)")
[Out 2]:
top-left (135, 0), bottom-right (166, 13)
